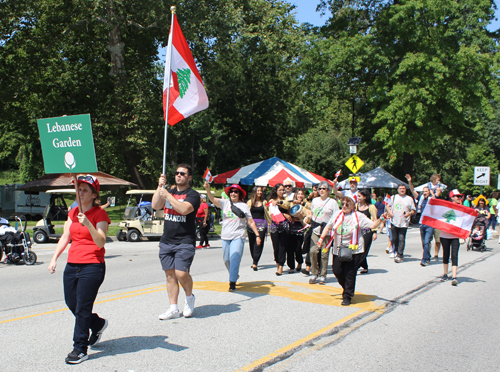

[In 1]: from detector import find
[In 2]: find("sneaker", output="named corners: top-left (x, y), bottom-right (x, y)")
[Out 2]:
top-left (196, 245), bottom-right (203, 249)
top-left (301, 268), bottom-right (310, 276)
top-left (394, 257), bottom-right (403, 263)
top-left (451, 278), bottom-right (458, 286)
top-left (420, 261), bottom-right (429, 267)
top-left (183, 295), bottom-right (195, 318)
top-left (386, 246), bottom-right (390, 254)
top-left (89, 318), bottom-right (108, 347)
top-left (318, 276), bottom-right (326, 285)
top-left (309, 275), bottom-right (317, 284)
top-left (440, 274), bottom-right (449, 282)
top-left (229, 282), bottom-right (236, 291)
top-left (158, 308), bottom-right (180, 320)
top-left (203, 244), bottom-right (211, 248)
top-left (65, 349), bottom-right (88, 364)
top-left (389, 252), bottom-right (395, 258)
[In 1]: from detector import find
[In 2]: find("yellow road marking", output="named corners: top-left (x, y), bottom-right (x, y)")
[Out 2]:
top-left (1, 281), bottom-right (382, 324)
top-left (235, 308), bottom-right (366, 372)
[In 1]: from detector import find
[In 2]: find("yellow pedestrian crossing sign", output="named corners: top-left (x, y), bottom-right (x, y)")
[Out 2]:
top-left (345, 155), bottom-right (364, 173)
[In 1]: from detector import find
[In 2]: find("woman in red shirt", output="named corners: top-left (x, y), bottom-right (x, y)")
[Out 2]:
top-left (196, 194), bottom-right (210, 248)
top-left (48, 175), bottom-right (110, 364)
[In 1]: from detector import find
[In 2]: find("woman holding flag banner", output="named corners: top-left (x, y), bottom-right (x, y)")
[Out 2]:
top-left (421, 189), bottom-right (476, 286)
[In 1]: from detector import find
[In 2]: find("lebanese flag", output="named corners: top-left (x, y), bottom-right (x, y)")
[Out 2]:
top-left (267, 202), bottom-right (285, 224)
top-left (420, 198), bottom-right (478, 239)
top-left (334, 170), bottom-right (341, 179)
top-left (383, 194), bottom-right (391, 205)
top-left (163, 14), bottom-right (209, 126)
top-left (203, 167), bottom-right (213, 183)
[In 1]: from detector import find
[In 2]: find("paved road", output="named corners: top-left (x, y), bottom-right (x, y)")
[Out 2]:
top-left (0, 228), bottom-right (498, 371)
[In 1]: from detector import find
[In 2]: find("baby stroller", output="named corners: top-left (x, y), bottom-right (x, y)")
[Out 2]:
top-left (467, 214), bottom-right (487, 252)
top-left (0, 216), bottom-right (37, 265)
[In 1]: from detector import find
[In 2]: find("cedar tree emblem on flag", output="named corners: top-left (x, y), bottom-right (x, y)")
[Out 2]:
top-left (163, 14), bottom-right (209, 126)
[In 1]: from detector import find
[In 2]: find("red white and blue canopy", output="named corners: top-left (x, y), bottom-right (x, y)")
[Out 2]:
top-left (213, 157), bottom-right (333, 188)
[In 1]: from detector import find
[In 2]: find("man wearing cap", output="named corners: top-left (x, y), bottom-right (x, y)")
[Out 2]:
top-left (333, 177), bottom-right (360, 202)
top-left (152, 163), bottom-right (200, 320)
top-left (386, 184), bottom-right (416, 263)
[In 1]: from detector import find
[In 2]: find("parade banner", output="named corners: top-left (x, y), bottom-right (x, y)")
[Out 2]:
top-left (420, 198), bottom-right (477, 239)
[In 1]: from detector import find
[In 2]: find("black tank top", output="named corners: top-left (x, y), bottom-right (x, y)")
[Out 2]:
top-left (250, 204), bottom-right (265, 220)
top-left (357, 206), bottom-right (371, 219)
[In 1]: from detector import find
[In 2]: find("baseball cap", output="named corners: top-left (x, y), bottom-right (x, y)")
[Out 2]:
top-left (449, 189), bottom-right (463, 198)
top-left (73, 174), bottom-right (100, 193)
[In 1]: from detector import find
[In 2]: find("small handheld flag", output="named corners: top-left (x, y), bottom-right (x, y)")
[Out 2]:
top-left (383, 194), bottom-right (391, 205)
top-left (203, 167), bottom-right (213, 183)
top-left (335, 170), bottom-right (341, 179)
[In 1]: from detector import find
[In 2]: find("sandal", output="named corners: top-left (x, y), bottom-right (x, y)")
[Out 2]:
top-left (359, 268), bottom-right (368, 274)
top-left (251, 265), bottom-right (258, 271)
top-left (289, 269), bottom-right (295, 274)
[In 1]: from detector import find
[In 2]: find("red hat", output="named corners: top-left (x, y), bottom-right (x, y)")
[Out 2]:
top-left (73, 174), bottom-right (100, 193)
top-left (224, 184), bottom-right (246, 201)
top-left (449, 189), bottom-right (463, 198)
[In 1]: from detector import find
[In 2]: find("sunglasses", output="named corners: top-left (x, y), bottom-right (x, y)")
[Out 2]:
top-left (230, 190), bottom-right (240, 194)
top-left (78, 175), bottom-right (94, 182)
top-left (285, 185), bottom-right (292, 188)
top-left (341, 202), bottom-right (353, 206)
top-left (175, 171), bottom-right (187, 176)
top-left (318, 187), bottom-right (328, 190)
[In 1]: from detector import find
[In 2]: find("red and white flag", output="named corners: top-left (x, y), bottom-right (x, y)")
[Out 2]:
top-left (420, 198), bottom-right (478, 239)
top-left (334, 170), bottom-right (341, 179)
top-left (163, 14), bottom-right (209, 126)
top-left (267, 202), bottom-right (285, 224)
top-left (203, 167), bottom-right (213, 183)
top-left (383, 194), bottom-right (391, 205)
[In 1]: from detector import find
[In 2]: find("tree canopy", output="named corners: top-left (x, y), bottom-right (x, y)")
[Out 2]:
top-left (1, 0), bottom-right (499, 194)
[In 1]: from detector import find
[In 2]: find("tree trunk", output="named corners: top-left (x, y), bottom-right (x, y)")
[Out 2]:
top-left (402, 152), bottom-right (414, 177)
top-left (106, 1), bottom-right (146, 189)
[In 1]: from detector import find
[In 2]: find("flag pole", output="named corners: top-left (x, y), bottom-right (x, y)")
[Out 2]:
top-left (162, 6), bottom-right (176, 175)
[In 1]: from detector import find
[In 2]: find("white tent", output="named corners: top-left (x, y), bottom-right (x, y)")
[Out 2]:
top-left (338, 167), bottom-right (408, 189)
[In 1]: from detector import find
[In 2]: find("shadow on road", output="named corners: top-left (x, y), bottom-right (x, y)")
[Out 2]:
top-left (193, 303), bottom-right (242, 318)
top-left (90, 335), bottom-right (188, 359)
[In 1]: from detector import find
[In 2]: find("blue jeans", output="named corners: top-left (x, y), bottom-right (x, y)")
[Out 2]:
top-left (488, 215), bottom-right (497, 230)
top-left (420, 224), bottom-right (434, 263)
top-left (64, 263), bottom-right (106, 353)
top-left (222, 238), bottom-right (245, 283)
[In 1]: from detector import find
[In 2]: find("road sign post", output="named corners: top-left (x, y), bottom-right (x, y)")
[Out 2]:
top-left (474, 167), bottom-right (490, 186)
top-left (345, 155), bottom-right (364, 174)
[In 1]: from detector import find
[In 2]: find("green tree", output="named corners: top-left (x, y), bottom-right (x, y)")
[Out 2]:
top-left (458, 143), bottom-right (499, 195)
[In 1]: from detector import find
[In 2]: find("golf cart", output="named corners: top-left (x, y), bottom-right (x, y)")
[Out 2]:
top-left (116, 190), bottom-right (164, 242)
top-left (32, 189), bottom-right (74, 244)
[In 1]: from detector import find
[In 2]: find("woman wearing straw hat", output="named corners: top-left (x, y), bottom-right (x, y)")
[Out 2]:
top-left (204, 182), bottom-right (260, 291)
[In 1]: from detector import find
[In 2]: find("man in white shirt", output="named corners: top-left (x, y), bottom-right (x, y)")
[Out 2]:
top-left (386, 184), bottom-right (416, 263)
top-left (333, 177), bottom-right (360, 203)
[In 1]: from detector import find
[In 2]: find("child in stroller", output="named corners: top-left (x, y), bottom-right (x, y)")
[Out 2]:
top-left (0, 216), bottom-right (37, 264)
top-left (467, 214), bottom-right (487, 252)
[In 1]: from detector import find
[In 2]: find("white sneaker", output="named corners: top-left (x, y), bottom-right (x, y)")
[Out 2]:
top-left (183, 295), bottom-right (195, 318)
top-left (389, 252), bottom-right (395, 258)
top-left (158, 308), bottom-right (180, 320)
top-left (318, 276), bottom-right (326, 285)
top-left (309, 275), bottom-right (317, 284)
top-left (386, 246), bottom-right (390, 254)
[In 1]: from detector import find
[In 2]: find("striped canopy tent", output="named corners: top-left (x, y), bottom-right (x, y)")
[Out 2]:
top-left (213, 157), bottom-right (333, 188)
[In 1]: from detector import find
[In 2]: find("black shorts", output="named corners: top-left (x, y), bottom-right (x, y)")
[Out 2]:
top-left (159, 242), bottom-right (195, 272)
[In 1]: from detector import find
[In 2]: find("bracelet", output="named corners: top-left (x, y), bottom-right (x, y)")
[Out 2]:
top-left (318, 237), bottom-right (323, 241)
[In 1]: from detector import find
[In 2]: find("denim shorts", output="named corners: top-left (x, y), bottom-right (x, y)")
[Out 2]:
top-left (159, 242), bottom-right (195, 272)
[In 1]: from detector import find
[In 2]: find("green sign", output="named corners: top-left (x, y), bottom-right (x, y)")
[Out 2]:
top-left (37, 114), bottom-right (98, 174)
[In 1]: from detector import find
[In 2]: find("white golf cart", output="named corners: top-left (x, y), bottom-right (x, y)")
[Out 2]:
top-left (32, 189), bottom-right (75, 244)
top-left (116, 190), bottom-right (164, 242)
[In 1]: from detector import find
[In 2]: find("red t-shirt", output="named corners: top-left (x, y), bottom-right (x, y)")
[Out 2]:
top-left (196, 202), bottom-right (209, 218)
top-left (67, 206), bottom-right (111, 264)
